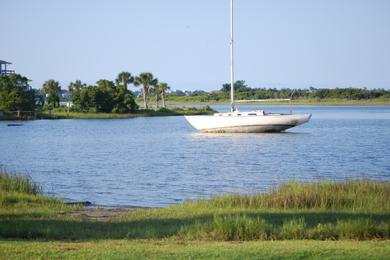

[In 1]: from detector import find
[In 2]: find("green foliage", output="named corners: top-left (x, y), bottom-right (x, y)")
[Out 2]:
top-left (279, 217), bottom-right (307, 239)
top-left (71, 80), bottom-right (138, 113)
top-left (221, 80), bottom-right (251, 93)
top-left (68, 80), bottom-right (86, 93)
top-left (154, 82), bottom-right (170, 107)
top-left (0, 74), bottom-right (36, 111)
top-left (168, 82), bottom-right (390, 103)
top-left (0, 176), bottom-right (389, 242)
top-left (336, 219), bottom-right (388, 240)
top-left (42, 79), bottom-right (61, 108)
top-left (134, 72), bottom-right (158, 109)
top-left (207, 180), bottom-right (390, 212)
top-left (116, 71), bottom-right (134, 90)
top-left (0, 170), bottom-right (41, 195)
top-left (112, 87), bottom-right (138, 113)
top-left (212, 214), bottom-right (270, 240)
top-left (46, 91), bottom-right (60, 107)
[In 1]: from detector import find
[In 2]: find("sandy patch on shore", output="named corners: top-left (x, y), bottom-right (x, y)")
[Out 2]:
top-left (70, 207), bottom-right (136, 222)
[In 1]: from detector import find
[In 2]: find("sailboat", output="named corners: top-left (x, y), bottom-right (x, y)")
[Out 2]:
top-left (185, 0), bottom-right (311, 133)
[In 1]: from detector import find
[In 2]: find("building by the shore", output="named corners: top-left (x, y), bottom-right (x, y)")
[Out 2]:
top-left (0, 60), bottom-right (15, 75)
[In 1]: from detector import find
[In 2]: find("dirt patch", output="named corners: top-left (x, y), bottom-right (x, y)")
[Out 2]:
top-left (70, 207), bottom-right (137, 222)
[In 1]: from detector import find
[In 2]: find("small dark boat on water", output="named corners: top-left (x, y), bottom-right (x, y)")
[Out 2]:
top-left (7, 123), bottom-right (23, 127)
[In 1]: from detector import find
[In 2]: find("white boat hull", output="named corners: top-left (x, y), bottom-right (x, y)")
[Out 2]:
top-left (185, 113), bottom-right (311, 133)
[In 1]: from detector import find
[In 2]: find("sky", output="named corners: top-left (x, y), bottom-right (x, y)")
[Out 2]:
top-left (1, 0), bottom-right (390, 91)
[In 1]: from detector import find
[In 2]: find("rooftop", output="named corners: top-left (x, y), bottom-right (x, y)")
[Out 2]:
top-left (0, 60), bottom-right (12, 65)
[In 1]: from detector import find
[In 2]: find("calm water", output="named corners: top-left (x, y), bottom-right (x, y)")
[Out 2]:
top-left (1, 106), bottom-right (390, 207)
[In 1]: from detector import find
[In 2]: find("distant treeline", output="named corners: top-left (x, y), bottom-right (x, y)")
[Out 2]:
top-left (166, 80), bottom-right (390, 102)
top-left (1, 74), bottom-right (390, 114)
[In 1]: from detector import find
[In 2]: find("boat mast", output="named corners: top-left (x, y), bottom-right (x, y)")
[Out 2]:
top-left (230, 0), bottom-right (235, 112)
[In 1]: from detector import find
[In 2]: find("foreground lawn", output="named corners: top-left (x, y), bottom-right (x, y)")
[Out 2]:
top-left (1, 240), bottom-right (389, 259)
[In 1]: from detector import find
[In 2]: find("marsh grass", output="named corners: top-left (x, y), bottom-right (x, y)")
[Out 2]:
top-left (0, 170), bottom-right (41, 195)
top-left (203, 180), bottom-right (390, 212)
top-left (0, 173), bottom-right (389, 241)
top-left (0, 169), bottom-right (77, 219)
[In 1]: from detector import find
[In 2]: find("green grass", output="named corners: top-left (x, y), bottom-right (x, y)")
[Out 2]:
top-left (0, 240), bottom-right (389, 259)
top-left (1, 173), bottom-right (389, 241)
top-left (1, 171), bottom-right (389, 258)
top-left (0, 170), bottom-right (41, 195)
top-left (0, 170), bottom-right (79, 231)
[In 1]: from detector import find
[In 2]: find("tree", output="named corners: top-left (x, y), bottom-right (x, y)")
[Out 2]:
top-left (73, 86), bottom-right (96, 112)
top-left (42, 79), bottom-right (61, 107)
top-left (71, 78), bottom-right (138, 113)
top-left (133, 72), bottom-right (158, 109)
top-left (42, 79), bottom-right (61, 95)
top-left (96, 79), bottom-right (115, 90)
top-left (47, 91), bottom-right (60, 107)
top-left (152, 86), bottom-right (160, 108)
top-left (95, 80), bottom-right (115, 112)
top-left (113, 87), bottom-right (138, 113)
top-left (0, 74), bottom-right (35, 111)
top-left (221, 80), bottom-right (250, 93)
top-left (156, 82), bottom-right (170, 108)
top-left (116, 72), bottom-right (134, 90)
top-left (68, 80), bottom-right (86, 94)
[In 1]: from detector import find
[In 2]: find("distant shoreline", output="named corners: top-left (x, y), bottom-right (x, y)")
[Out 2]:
top-left (161, 99), bottom-right (390, 106)
top-left (0, 106), bottom-right (215, 120)
top-left (1, 101), bottom-right (390, 121)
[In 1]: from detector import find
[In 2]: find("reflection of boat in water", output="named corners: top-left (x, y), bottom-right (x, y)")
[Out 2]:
top-left (185, 0), bottom-right (311, 133)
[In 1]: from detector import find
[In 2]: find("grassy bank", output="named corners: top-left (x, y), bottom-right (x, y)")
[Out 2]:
top-left (45, 106), bottom-right (214, 119)
top-left (0, 106), bottom-right (212, 120)
top-left (1, 170), bottom-right (389, 258)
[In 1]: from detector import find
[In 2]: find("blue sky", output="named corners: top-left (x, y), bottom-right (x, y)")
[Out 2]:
top-left (1, 0), bottom-right (390, 90)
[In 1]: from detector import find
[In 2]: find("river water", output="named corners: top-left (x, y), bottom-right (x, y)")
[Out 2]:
top-left (1, 105), bottom-right (389, 207)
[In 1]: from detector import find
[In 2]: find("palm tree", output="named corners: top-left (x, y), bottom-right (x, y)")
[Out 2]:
top-left (133, 73), bottom-right (158, 109)
top-left (156, 82), bottom-right (170, 108)
top-left (42, 79), bottom-right (61, 95)
top-left (116, 72), bottom-right (134, 90)
top-left (68, 80), bottom-right (86, 93)
top-left (42, 79), bottom-right (61, 107)
top-left (153, 85), bottom-right (161, 108)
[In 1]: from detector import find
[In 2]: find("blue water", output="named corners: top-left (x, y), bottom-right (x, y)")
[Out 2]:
top-left (1, 106), bottom-right (389, 207)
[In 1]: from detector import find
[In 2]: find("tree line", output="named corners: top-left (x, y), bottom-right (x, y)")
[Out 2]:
top-left (181, 80), bottom-right (390, 101)
top-left (0, 71), bottom-right (171, 113)
top-left (43, 72), bottom-right (170, 112)
top-left (1, 74), bottom-right (390, 113)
